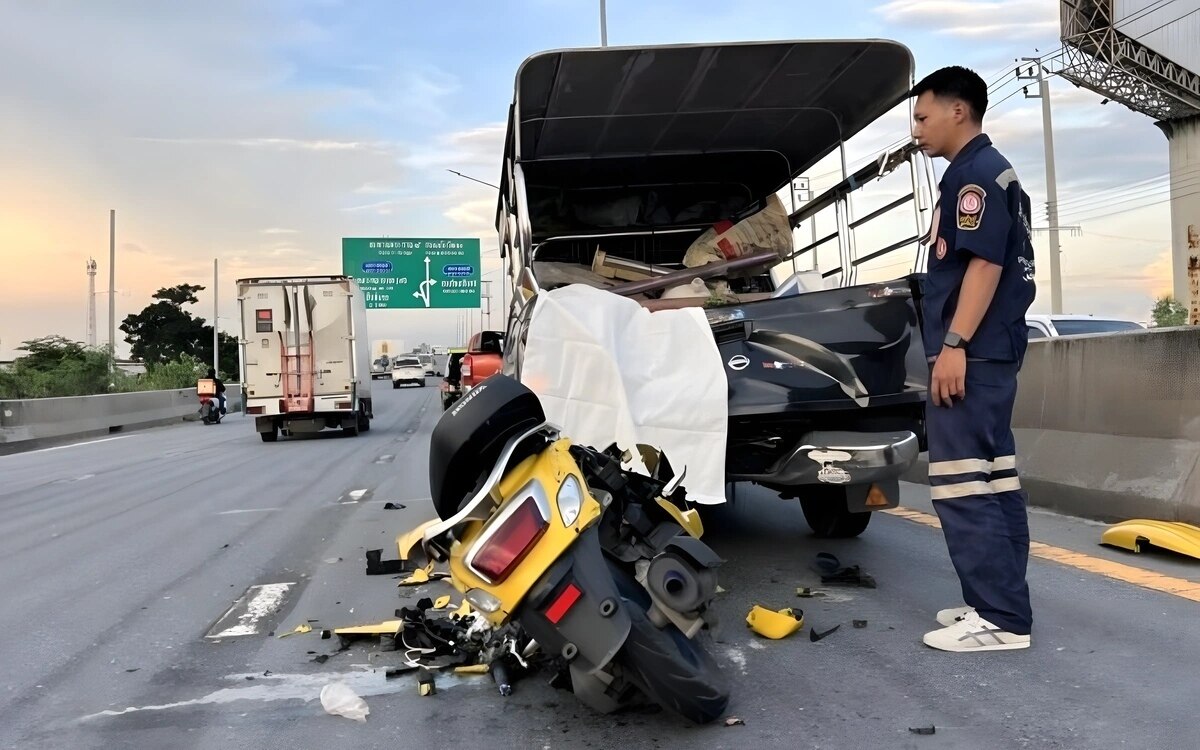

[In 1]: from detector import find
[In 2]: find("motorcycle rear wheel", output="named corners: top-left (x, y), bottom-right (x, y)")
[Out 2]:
top-left (611, 569), bottom-right (729, 724)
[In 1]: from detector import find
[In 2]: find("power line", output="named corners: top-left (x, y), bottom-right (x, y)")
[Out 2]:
top-left (1071, 186), bottom-right (1200, 225)
top-left (1084, 231), bottom-right (1167, 243)
top-left (1055, 172), bottom-right (1200, 220)
top-left (1053, 172), bottom-right (1200, 217)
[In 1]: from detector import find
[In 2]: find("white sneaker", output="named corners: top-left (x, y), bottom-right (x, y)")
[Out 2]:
top-left (936, 605), bottom-right (974, 627)
top-left (923, 612), bottom-right (1030, 652)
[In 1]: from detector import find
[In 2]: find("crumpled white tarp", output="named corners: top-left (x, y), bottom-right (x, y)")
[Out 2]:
top-left (520, 284), bottom-right (729, 505)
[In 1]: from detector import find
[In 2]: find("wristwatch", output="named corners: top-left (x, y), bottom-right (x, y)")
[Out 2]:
top-left (943, 331), bottom-right (970, 350)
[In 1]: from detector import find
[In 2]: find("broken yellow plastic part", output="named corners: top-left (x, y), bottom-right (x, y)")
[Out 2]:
top-left (451, 600), bottom-right (473, 618)
top-left (656, 497), bottom-right (704, 539)
top-left (332, 619), bottom-right (405, 636)
top-left (454, 664), bottom-right (490, 675)
top-left (399, 567), bottom-right (431, 586)
top-left (1101, 519), bottom-right (1200, 561)
top-left (746, 605), bottom-right (805, 639)
top-left (433, 595), bottom-right (452, 610)
top-left (277, 623), bottom-right (312, 638)
top-left (396, 519), bottom-right (440, 563)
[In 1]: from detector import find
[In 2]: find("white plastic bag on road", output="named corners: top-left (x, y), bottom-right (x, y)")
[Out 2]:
top-left (320, 681), bottom-right (369, 722)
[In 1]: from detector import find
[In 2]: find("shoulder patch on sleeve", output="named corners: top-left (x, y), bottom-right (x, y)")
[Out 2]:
top-left (957, 184), bottom-right (985, 231)
top-left (995, 168), bottom-right (1019, 190)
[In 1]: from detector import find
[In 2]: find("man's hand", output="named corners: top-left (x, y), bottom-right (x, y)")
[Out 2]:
top-left (931, 347), bottom-right (967, 407)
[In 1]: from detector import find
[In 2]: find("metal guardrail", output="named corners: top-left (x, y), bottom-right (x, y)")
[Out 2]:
top-left (0, 385), bottom-right (243, 447)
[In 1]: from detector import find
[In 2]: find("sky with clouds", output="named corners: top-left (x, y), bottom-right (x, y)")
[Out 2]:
top-left (0, 0), bottom-right (1189, 359)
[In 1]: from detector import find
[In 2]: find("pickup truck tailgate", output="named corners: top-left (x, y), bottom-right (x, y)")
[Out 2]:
top-left (707, 277), bottom-right (928, 418)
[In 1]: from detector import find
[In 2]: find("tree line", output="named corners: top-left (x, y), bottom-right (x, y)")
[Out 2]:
top-left (0, 283), bottom-right (238, 400)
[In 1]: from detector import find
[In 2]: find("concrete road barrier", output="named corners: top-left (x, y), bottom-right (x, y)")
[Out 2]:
top-left (905, 328), bottom-right (1200, 524)
top-left (0, 385), bottom-right (243, 453)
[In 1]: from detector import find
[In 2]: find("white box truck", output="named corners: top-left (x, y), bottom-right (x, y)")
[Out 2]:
top-left (237, 275), bottom-right (373, 442)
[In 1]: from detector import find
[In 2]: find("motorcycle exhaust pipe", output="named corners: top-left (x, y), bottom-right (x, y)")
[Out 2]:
top-left (646, 554), bottom-right (716, 614)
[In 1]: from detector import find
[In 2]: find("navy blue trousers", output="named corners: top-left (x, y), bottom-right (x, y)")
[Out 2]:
top-left (926, 360), bottom-right (1032, 635)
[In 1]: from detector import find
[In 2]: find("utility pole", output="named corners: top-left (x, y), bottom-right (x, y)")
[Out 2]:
top-left (481, 280), bottom-right (493, 331)
top-left (1020, 58), bottom-right (1063, 314)
top-left (108, 210), bottom-right (116, 372)
top-left (213, 258), bottom-right (219, 375)
top-left (86, 258), bottom-right (98, 347)
top-left (600, 0), bottom-right (607, 47)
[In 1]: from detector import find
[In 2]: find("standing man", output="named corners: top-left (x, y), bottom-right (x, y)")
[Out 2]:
top-left (910, 66), bottom-right (1037, 652)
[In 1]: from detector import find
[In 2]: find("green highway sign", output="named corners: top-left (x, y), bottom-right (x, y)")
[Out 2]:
top-left (341, 238), bottom-right (481, 310)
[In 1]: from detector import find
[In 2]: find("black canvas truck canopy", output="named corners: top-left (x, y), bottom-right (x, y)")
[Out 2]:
top-left (498, 40), bottom-right (916, 240)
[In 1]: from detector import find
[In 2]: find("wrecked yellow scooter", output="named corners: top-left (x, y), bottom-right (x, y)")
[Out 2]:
top-left (421, 375), bottom-right (729, 724)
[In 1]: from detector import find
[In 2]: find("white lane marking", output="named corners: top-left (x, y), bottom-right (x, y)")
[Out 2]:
top-left (0, 435), bottom-right (130, 459)
top-left (348, 489), bottom-right (368, 500)
top-left (52, 474), bottom-right (96, 484)
top-left (216, 508), bottom-right (282, 516)
top-left (205, 583), bottom-right (294, 639)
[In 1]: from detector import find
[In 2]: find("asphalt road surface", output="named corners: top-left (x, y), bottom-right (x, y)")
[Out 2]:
top-left (2, 379), bottom-right (1197, 749)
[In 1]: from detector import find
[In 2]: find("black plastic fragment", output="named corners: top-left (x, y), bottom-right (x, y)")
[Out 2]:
top-left (383, 502), bottom-right (406, 510)
top-left (311, 654), bottom-right (330, 664)
top-left (810, 552), bottom-right (877, 588)
top-left (909, 726), bottom-right (936, 735)
top-left (365, 548), bottom-right (406, 575)
top-left (809, 624), bottom-right (841, 642)
top-left (853, 620), bottom-right (868, 629)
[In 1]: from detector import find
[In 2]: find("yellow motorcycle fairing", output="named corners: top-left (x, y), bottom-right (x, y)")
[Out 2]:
top-left (446, 438), bottom-right (603, 627)
top-left (1101, 519), bottom-right (1200, 560)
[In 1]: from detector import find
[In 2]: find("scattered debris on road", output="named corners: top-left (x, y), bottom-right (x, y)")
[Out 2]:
top-left (853, 620), bottom-right (868, 629)
top-left (809, 624), bottom-right (841, 642)
top-left (382, 502), bottom-right (406, 510)
top-left (909, 725), bottom-right (936, 735)
top-left (417, 668), bottom-right (437, 696)
top-left (320, 681), bottom-right (369, 722)
top-left (277, 623), bottom-right (312, 638)
top-left (724, 717), bottom-right (746, 727)
top-left (364, 549), bottom-right (406, 576)
top-left (811, 552), bottom-right (876, 588)
top-left (746, 605), bottom-right (805, 639)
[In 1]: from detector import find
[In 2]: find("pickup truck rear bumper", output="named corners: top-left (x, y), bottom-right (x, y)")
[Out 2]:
top-left (732, 430), bottom-right (919, 488)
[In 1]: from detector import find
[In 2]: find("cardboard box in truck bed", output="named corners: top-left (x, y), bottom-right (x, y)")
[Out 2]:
top-left (237, 275), bottom-right (373, 442)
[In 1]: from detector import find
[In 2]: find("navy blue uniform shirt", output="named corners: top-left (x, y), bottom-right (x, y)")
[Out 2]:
top-left (922, 134), bottom-right (1037, 364)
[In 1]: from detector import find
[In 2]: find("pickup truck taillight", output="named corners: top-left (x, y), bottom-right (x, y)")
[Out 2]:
top-left (461, 356), bottom-right (473, 379)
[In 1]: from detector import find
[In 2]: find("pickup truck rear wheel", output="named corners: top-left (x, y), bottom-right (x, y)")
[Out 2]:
top-left (799, 487), bottom-right (871, 538)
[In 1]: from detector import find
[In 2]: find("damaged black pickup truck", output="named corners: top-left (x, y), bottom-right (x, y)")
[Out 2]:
top-left (494, 40), bottom-right (932, 537)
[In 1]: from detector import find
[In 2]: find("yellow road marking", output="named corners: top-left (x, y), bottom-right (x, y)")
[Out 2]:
top-left (883, 507), bottom-right (1200, 603)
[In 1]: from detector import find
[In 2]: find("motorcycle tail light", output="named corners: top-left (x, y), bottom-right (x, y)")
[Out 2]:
top-left (470, 496), bottom-right (548, 583)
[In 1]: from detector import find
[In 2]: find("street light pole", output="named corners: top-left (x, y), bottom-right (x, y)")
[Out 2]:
top-left (600, 0), bottom-right (607, 47)
top-left (108, 209), bottom-right (116, 375)
top-left (213, 258), bottom-right (219, 375)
